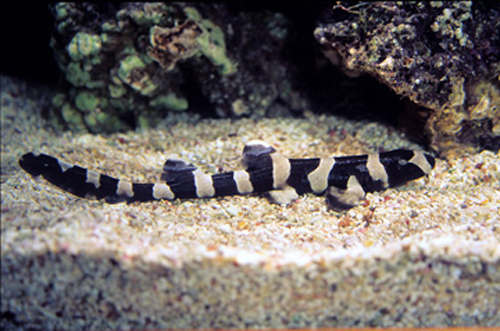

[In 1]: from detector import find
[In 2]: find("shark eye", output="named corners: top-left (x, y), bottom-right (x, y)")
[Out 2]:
top-left (398, 159), bottom-right (408, 166)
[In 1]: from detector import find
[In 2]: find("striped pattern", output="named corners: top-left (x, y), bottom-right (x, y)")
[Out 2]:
top-left (18, 141), bottom-right (435, 210)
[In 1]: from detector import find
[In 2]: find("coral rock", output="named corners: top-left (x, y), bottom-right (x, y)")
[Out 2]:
top-left (314, 1), bottom-right (500, 157)
top-left (48, 3), bottom-right (309, 132)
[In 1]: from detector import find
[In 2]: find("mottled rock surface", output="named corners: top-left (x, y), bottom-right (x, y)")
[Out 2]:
top-left (49, 3), bottom-right (309, 132)
top-left (315, 1), bottom-right (500, 157)
top-left (25, 1), bottom-right (500, 157)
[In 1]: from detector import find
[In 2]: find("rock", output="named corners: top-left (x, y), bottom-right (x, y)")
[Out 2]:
top-left (314, 1), bottom-right (500, 157)
top-left (48, 3), bottom-right (309, 132)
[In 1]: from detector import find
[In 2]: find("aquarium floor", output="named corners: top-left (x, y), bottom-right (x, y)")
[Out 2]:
top-left (1, 75), bottom-right (499, 329)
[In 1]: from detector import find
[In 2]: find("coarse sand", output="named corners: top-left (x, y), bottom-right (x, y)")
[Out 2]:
top-left (1, 75), bottom-right (499, 329)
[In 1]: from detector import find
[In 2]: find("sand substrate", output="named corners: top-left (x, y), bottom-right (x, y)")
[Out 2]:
top-left (1, 76), bottom-right (499, 329)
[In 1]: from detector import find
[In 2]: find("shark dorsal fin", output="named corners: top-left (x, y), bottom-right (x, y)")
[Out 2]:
top-left (160, 159), bottom-right (197, 182)
top-left (242, 140), bottom-right (276, 170)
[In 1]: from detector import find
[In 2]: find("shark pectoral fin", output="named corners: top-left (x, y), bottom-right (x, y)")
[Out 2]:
top-left (266, 185), bottom-right (299, 205)
top-left (326, 175), bottom-right (366, 210)
top-left (241, 140), bottom-right (276, 170)
top-left (160, 158), bottom-right (197, 182)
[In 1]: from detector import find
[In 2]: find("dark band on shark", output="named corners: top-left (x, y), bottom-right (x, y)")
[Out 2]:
top-left (19, 140), bottom-right (435, 209)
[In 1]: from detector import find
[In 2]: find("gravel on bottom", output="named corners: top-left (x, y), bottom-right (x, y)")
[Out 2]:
top-left (1, 75), bottom-right (499, 329)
